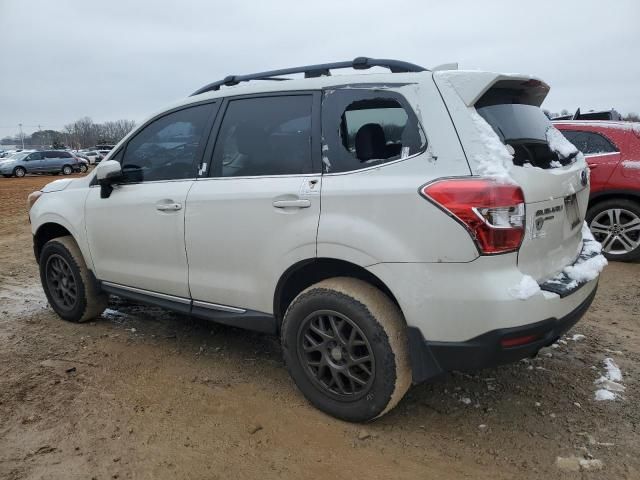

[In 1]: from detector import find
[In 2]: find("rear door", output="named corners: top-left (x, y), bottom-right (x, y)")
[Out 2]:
top-left (559, 129), bottom-right (621, 194)
top-left (24, 151), bottom-right (44, 171)
top-left (185, 93), bottom-right (322, 316)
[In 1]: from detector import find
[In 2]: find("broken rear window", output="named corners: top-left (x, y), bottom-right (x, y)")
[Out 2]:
top-left (477, 104), bottom-right (578, 169)
top-left (321, 89), bottom-right (426, 173)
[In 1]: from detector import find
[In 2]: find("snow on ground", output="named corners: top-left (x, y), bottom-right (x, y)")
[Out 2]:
top-left (594, 357), bottom-right (625, 401)
top-left (508, 275), bottom-right (541, 300)
top-left (603, 357), bottom-right (623, 382)
top-left (469, 109), bottom-right (514, 182)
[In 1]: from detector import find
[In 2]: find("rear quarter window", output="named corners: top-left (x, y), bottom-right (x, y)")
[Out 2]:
top-left (321, 89), bottom-right (426, 173)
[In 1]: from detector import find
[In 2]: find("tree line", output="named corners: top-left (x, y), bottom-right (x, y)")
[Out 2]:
top-left (1, 117), bottom-right (136, 149)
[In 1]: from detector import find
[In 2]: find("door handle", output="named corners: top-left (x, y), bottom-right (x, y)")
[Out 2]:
top-left (156, 202), bottom-right (182, 211)
top-left (272, 199), bottom-right (311, 208)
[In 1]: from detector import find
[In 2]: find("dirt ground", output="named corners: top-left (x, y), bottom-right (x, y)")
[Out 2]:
top-left (0, 175), bottom-right (638, 480)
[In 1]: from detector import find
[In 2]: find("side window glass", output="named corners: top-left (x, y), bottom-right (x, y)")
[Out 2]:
top-left (322, 90), bottom-right (426, 173)
top-left (562, 130), bottom-right (617, 155)
top-left (27, 152), bottom-right (43, 160)
top-left (212, 95), bottom-right (312, 177)
top-left (584, 132), bottom-right (617, 154)
top-left (121, 103), bottom-right (216, 182)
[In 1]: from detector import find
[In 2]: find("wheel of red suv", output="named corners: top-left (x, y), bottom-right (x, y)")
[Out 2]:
top-left (587, 199), bottom-right (640, 262)
top-left (13, 166), bottom-right (26, 178)
top-left (39, 236), bottom-right (108, 322)
top-left (281, 277), bottom-right (412, 422)
top-left (62, 165), bottom-right (73, 175)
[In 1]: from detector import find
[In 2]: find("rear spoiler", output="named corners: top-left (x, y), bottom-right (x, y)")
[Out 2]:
top-left (434, 71), bottom-right (550, 107)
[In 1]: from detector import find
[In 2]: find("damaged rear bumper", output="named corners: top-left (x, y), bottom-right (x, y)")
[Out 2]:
top-left (407, 284), bottom-right (598, 384)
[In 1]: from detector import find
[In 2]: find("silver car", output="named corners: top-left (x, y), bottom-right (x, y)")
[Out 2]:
top-left (0, 150), bottom-right (87, 178)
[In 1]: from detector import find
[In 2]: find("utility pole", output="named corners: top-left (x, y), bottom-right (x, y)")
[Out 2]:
top-left (18, 123), bottom-right (25, 149)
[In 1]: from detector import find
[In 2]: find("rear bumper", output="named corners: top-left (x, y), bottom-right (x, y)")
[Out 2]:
top-left (407, 284), bottom-right (597, 383)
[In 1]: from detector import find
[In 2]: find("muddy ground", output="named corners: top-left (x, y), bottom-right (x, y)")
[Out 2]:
top-left (0, 175), bottom-right (638, 480)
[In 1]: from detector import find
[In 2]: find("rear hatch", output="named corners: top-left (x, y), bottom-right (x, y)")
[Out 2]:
top-left (435, 73), bottom-right (590, 282)
top-left (477, 103), bottom-right (589, 281)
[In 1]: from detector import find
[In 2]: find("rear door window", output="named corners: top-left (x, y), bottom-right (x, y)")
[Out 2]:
top-left (560, 130), bottom-right (618, 155)
top-left (321, 89), bottom-right (426, 173)
top-left (210, 95), bottom-right (313, 177)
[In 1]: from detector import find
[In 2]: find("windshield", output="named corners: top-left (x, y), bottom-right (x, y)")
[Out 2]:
top-left (477, 104), bottom-right (577, 168)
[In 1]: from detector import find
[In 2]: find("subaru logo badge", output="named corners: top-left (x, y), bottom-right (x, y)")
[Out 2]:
top-left (580, 169), bottom-right (588, 187)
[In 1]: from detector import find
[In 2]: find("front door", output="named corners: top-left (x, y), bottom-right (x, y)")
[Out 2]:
top-left (24, 151), bottom-right (44, 171)
top-left (85, 101), bottom-right (219, 297)
top-left (186, 93), bottom-right (322, 315)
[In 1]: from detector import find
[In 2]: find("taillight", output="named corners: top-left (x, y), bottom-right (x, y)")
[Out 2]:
top-left (420, 178), bottom-right (525, 254)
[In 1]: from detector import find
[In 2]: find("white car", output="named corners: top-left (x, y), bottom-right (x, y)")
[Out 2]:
top-left (28, 58), bottom-right (606, 421)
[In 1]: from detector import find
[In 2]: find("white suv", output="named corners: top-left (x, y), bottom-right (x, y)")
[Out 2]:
top-left (29, 58), bottom-right (606, 421)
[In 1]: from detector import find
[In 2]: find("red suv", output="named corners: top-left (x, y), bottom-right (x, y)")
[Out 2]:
top-left (555, 121), bottom-right (640, 261)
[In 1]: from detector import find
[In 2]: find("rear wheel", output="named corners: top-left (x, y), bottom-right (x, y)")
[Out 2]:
top-left (13, 166), bottom-right (26, 177)
top-left (62, 165), bottom-right (73, 175)
top-left (587, 199), bottom-right (640, 261)
top-left (39, 236), bottom-right (108, 322)
top-left (281, 277), bottom-right (411, 422)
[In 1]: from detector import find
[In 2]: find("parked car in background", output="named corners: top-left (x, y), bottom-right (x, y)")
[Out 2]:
top-left (0, 150), bottom-right (86, 177)
top-left (81, 151), bottom-right (101, 164)
top-left (96, 149), bottom-right (112, 163)
top-left (554, 121), bottom-right (640, 261)
top-left (71, 153), bottom-right (89, 173)
top-left (553, 108), bottom-right (622, 121)
top-left (29, 58), bottom-right (604, 421)
top-left (0, 149), bottom-right (24, 158)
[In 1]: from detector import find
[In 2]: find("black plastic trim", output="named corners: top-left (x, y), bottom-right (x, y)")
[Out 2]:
top-left (407, 284), bottom-right (598, 384)
top-left (190, 57), bottom-right (427, 96)
top-left (99, 283), bottom-right (277, 334)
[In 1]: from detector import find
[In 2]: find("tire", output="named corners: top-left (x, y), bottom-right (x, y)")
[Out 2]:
top-left (39, 236), bottom-right (108, 322)
top-left (282, 277), bottom-right (411, 422)
top-left (13, 166), bottom-right (26, 178)
top-left (62, 165), bottom-right (73, 175)
top-left (79, 164), bottom-right (88, 173)
top-left (587, 199), bottom-right (640, 262)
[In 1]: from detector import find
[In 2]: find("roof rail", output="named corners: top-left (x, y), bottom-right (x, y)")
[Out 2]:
top-left (190, 57), bottom-right (427, 96)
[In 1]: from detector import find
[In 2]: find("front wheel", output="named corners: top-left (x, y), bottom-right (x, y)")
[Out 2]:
top-left (13, 166), bottom-right (26, 177)
top-left (282, 277), bottom-right (411, 422)
top-left (39, 236), bottom-right (108, 322)
top-left (79, 164), bottom-right (88, 173)
top-left (62, 165), bottom-right (73, 175)
top-left (587, 199), bottom-right (640, 262)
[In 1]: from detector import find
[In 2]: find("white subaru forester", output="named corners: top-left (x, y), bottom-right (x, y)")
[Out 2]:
top-left (29, 58), bottom-right (606, 421)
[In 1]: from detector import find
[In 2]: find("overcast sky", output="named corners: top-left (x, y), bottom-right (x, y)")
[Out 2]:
top-left (1, 0), bottom-right (638, 138)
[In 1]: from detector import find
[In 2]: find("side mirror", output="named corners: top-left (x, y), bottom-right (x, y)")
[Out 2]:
top-left (96, 160), bottom-right (122, 198)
